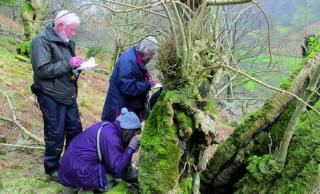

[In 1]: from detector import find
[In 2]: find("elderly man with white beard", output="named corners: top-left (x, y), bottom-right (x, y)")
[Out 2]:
top-left (30, 10), bottom-right (83, 182)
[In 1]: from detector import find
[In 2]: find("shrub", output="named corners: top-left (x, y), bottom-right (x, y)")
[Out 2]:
top-left (86, 46), bottom-right (104, 58)
top-left (16, 40), bottom-right (31, 57)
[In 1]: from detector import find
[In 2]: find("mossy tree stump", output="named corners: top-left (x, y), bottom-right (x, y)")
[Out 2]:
top-left (139, 90), bottom-right (216, 193)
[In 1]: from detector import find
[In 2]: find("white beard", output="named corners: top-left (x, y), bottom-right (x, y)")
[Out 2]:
top-left (56, 31), bottom-right (70, 42)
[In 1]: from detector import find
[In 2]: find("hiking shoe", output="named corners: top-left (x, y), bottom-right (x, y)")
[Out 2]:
top-left (49, 171), bottom-right (60, 183)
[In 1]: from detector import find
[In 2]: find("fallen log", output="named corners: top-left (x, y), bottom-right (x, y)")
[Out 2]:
top-left (200, 54), bottom-right (320, 193)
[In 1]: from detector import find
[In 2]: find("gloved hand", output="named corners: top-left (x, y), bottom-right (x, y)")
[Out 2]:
top-left (69, 56), bottom-right (83, 69)
top-left (128, 135), bottom-right (140, 151)
top-left (149, 78), bottom-right (158, 87)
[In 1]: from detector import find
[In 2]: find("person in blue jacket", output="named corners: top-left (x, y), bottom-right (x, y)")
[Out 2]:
top-left (59, 107), bottom-right (141, 193)
top-left (101, 36), bottom-right (160, 122)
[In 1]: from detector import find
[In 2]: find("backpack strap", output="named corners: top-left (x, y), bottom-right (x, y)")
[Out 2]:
top-left (97, 122), bottom-right (110, 162)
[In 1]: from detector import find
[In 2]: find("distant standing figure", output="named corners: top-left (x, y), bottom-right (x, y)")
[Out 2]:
top-left (301, 34), bottom-right (315, 57)
top-left (101, 36), bottom-right (160, 122)
top-left (59, 107), bottom-right (141, 193)
top-left (30, 10), bottom-right (83, 181)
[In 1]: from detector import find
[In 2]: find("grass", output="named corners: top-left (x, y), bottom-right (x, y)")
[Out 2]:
top-left (241, 52), bottom-right (302, 69)
top-left (236, 52), bottom-right (303, 95)
top-left (0, 149), bottom-right (64, 194)
top-left (0, 149), bottom-right (131, 194)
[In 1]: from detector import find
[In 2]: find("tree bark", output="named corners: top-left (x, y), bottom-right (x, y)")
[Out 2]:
top-left (21, 0), bottom-right (47, 40)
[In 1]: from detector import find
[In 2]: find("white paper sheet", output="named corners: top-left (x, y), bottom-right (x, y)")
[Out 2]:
top-left (151, 83), bottom-right (163, 89)
top-left (77, 57), bottom-right (97, 71)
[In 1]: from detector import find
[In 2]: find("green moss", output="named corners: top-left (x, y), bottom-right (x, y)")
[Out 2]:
top-left (235, 101), bottom-right (320, 193)
top-left (163, 90), bottom-right (191, 104)
top-left (80, 95), bottom-right (91, 108)
top-left (280, 34), bottom-right (320, 90)
top-left (315, 148), bottom-right (320, 160)
top-left (306, 35), bottom-right (320, 60)
top-left (202, 57), bottom-right (318, 191)
top-left (280, 78), bottom-right (293, 90)
top-left (279, 64), bottom-right (304, 90)
top-left (0, 168), bottom-right (63, 193)
top-left (176, 112), bottom-right (193, 128)
top-left (244, 80), bottom-right (256, 92)
top-left (16, 40), bottom-right (31, 57)
top-left (176, 111), bottom-right (193, 139)
top-left (204, 101), bottom-right (215, 114)
top-left (177, 177), bottom-right (193, 194)
top-left (20, 3), bottom-right (32, 38)
top-left (106, 181), bottom-right (132, 194)
top-left (232, 108), bottom-right (265, 146)
top-left (246, 155), bottom-right (281, 182)
top-left (139, 91), bottom-right (181, 193)
top-left (20, 2), bottom-right (32, 12)
top-left (200, 140), bottom-right (237, 183)
top-left (203, 107), bottom-right (269, 184)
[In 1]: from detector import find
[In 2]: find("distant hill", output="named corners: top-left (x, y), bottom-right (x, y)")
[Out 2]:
top-left (259, 0), bottom-right (320, 33)
top-left (234, 0), bottom-right (320, 56)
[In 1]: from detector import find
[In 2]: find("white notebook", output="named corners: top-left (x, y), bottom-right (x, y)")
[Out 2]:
top-left (77, 57), bottom-right (97, 71)
top-left (151, 83), bottom-right (163, 89)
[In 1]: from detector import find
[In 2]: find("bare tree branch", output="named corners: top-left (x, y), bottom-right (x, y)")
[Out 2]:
top-left (251, 0), bottom-right (272, 68)
top-left (0, 143), bottom-right (44, 150)
top-left (197, 58), bottom-right (320, 116)
top-left (0, 116), bottom-right (12, 123)
top-left (5, 96), bottom-right (44, 145)
top-left (207, 0), bottom-right (252, 6)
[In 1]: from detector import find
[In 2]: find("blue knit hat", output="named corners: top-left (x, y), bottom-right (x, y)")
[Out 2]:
top-left (116, 108), bottom-right (141, 129)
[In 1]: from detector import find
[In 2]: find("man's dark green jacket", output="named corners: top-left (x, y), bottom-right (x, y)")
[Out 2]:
top-left (31, 24), bottom-right (77, 105)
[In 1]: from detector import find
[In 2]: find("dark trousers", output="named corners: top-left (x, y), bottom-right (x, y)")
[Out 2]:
top-left (149, 88), bottom-right (162, 110)
top-left (129, 88), bottom-right (162, 121)
top-left (38, 93), bottom-right (82, 174)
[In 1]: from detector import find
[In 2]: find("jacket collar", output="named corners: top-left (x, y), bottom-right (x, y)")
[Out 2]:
top-left (45, 23), bottom-right (68, 43)
top-left (135, 49), bottom-right (143, 66)
top-left (134, 48), bottom-right (148, 71)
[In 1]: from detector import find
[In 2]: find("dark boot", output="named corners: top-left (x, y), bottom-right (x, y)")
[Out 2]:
top-left (49, 171), bottom-right (59, 182)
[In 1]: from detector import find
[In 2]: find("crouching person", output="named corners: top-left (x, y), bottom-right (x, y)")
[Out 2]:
top-left (58, 107), bottom-right (141, 193)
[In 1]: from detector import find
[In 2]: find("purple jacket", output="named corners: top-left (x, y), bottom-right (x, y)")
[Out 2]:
top-left (58, 121), bottom-right (135, 189)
